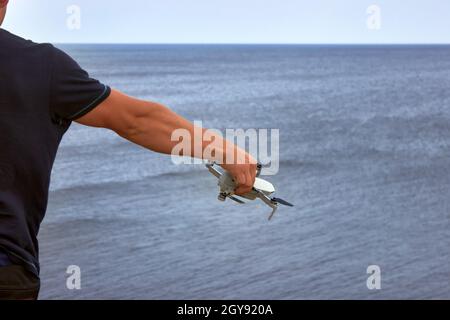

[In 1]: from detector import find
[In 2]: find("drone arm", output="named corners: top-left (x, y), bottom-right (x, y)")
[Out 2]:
top-left (206, 163), bottom-right (222, 179)
top-left (254, 189), bottom-right (278, 220)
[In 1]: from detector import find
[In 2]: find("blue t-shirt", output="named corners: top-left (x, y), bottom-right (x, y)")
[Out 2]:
top-left (0, 29), bottom-right (111, 276)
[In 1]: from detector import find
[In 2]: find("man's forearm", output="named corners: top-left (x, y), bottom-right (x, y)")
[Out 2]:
top-left (118, 100), bottom-right (251, 166)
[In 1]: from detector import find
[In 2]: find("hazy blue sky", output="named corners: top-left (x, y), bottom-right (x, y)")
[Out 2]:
top-left (2, 0), bottom-right (450, 44)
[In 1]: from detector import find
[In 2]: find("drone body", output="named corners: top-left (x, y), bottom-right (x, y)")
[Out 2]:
top-left (206, 162), bottom-right (293, 220)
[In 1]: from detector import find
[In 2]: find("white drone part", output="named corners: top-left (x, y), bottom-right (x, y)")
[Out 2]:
top-left (242, 178), bottom-right (275, 200)
top-left (254, 178), bottom-right (275, 194)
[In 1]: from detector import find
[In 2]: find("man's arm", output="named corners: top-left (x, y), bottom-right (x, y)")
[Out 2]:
top-left (76, 89), bottom-right (257, 195)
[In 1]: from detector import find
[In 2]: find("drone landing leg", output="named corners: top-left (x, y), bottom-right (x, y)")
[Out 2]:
top-left (255, 189), bottom-right (279, 221)
top-left (268, 206), bottom-right (277, 221)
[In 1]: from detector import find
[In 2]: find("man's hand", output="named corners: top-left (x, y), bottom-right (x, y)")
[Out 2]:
top-left (76, 89), bottom-right (257, 195)
top-left (220, 150), bottom-right (257, 195)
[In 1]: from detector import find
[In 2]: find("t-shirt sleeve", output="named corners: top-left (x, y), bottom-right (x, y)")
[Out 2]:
top-left (49, 46), bottom-right (111, 122)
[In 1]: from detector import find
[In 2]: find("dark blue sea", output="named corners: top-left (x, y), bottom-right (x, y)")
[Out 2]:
top-left (39, 44), bottom-right (450, 299)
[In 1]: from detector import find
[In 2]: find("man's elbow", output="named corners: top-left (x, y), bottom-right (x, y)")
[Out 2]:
top-left (113, 100), bottom-right (165, 140)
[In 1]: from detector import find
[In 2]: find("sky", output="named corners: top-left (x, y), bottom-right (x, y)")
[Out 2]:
top-left (2, 0), bottom-right (450, 44)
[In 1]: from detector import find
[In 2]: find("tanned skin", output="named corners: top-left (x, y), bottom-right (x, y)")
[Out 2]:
top-left (0, 3), bottom-right (6, 25)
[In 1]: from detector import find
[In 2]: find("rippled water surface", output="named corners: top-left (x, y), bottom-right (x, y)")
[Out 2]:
top-left (39, 45), bottom-right (450, 299)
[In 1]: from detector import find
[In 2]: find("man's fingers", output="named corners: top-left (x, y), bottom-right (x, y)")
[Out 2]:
top-left (247, 165), bottom-right (256, 186)
top-left (234, 171), bottom-right (254, 195)
top-left (234, 173), bottom-right (244, 195)
top-left (234, 173), bottom-right (246, 193)
top-left (235, 186), bottom-right (251, 195)
top-left (223, 159), bottom-right (258, 196)
top-left (245, 170), bottom-right (255, 190)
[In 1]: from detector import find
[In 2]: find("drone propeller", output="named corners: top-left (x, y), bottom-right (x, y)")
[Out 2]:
top-left (272, 197), bottom-right (294, 207)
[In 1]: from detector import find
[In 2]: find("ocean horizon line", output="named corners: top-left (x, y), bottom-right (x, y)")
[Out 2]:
top-left (54, 42), bottom-right (450, 47)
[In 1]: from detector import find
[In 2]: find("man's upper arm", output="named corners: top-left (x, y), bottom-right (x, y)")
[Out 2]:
top-left (75, 89), bottom-right (149, 136)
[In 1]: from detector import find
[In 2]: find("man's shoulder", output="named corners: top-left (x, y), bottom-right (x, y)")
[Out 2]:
top-left (0, 28), bottom-right (55, 54)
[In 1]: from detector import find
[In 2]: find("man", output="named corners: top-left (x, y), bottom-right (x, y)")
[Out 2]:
top-left (0, 1), bottom-right (256, 299)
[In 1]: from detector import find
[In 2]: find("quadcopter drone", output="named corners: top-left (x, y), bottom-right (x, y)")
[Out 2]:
top-left (206, 162), bottom-right (294, 220)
